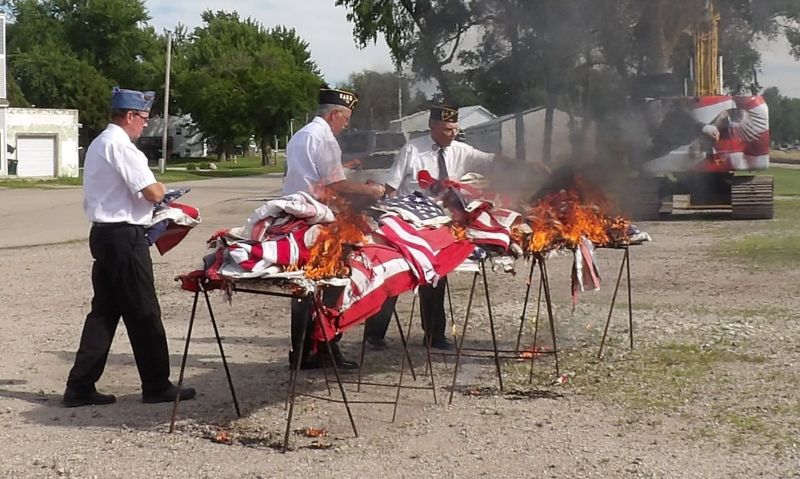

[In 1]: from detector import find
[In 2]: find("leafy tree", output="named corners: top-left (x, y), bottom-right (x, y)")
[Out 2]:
top-left (175, 11), bottom-right (320, 162)
top-left (2, 0), bottom-right (160, 143)
top-left (336, 0), bottom-right (478, 101)
top-left (338, 70), bottom-right (429, 130)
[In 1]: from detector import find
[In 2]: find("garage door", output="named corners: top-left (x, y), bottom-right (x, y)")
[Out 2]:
top-left (17, 137), bottom-right (56, 177)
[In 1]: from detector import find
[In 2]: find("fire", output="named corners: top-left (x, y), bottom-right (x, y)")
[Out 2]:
top-left (304, 186), bottom-right (370, 280)
top-left (523, 176), bottom-right (633, 252)
top-left (450, 222), bottom-right (468, 241)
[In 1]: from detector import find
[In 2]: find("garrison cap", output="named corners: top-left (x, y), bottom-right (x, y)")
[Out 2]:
top-left (319, 86), bottom-right (358, 109)
top-left (429, 104), bottom-right (459, 122)
top-left (111, 87), bottom-right (155, 112)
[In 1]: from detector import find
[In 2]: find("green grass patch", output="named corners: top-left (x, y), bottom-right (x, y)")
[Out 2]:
top-left (510, 343), bottom-right (764, 413)
top-left (0, 154), bottom-right (284, 188)
top-left (757, 167), bottom-right (800, 196)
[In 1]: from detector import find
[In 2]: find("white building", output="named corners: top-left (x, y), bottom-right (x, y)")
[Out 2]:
top-left (0, 14), bottom-right (81, 177)
top-left (463, 107), bottom-right (596, 164)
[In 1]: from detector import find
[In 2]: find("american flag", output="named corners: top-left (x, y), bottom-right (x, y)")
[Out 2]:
top-left (374, 192), bottom-right (450, 227)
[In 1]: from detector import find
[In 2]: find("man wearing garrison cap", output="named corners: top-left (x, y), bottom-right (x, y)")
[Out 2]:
top-left (63, 87), bottom-right (196, 407)
top-left (284, 85), bottom-right (385, 370)
top-left (365, 104), bottom-right (550, 350)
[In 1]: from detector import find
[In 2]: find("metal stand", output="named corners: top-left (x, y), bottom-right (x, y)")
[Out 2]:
top-left (169, 284), bottom-right (241, 434)
top-left (597, 245), bottom-right (634, 358)
top-left (447, 257), bottom-right (560, 404)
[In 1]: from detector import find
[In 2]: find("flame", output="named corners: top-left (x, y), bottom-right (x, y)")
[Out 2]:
top-left (523, 175), bottom-right (633, 252)
top-left (304, 186), bottom-right (369, 280)
top-left (450, 222), bottom-right (468, 241)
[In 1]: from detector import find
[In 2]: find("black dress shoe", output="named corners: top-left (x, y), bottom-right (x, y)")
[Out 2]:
top-left (365, 336), bottom-right (388, 350)
top-left (142, 385), bottom-right (197, 404)
top-left (62, 388), bottom-right (116, 408)
top-left (423, 336), bottom-right (454, 351)
top-left (299, 353), bottom-right (359, 371)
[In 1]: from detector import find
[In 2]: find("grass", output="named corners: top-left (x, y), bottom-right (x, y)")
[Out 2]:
top-left (758, 166), bottom-right (800, 197)
top-left (505, 343), bottom-right (763, 412)
top-left (710, 197), bottom-right (800, 266)
top-left (0, 153), bottom-right (285, 188)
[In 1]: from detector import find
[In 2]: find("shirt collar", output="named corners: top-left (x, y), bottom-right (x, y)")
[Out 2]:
top-left (312, 116), bottom-right (334, 137)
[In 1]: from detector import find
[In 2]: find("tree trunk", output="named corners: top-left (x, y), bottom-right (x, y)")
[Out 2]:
top-left (260, 136), bottom-right (270, 166)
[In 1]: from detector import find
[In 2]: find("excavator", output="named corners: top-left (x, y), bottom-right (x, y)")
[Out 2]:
top-left (629, 0), bottom-right (773, 220)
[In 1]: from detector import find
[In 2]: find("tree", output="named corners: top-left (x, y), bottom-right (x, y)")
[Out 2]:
top-left (336, 0), bottom-right (479, 101)
top-left (2, 0), bottom-right (160, 143)
top-left (175, 11), bottom-right (320, 162)
top-left (338, 70), bottom-right (426, 130)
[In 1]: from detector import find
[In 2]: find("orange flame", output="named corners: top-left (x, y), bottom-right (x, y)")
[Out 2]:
top-left (523, 175), bottom-right (633, 251)
top-left (304, 186), bottom-right (369, 280)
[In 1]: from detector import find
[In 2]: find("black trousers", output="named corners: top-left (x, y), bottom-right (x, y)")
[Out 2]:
top-left (289, 287), bottom-right (344, 364)
top-left (364, 277), bottom-right (449, 341)
top-left (66, 224), bottom-right (171, 395)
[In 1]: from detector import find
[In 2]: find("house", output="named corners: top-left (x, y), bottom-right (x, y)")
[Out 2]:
top-left (0, 14), bottom-right (81, 177)
top-left (139, 114), bottom-right (206, 162)
top-left (463, 107), bottom-right (596, 164)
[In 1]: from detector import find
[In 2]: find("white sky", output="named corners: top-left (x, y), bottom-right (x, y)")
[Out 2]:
top-left (144, 0), bottom-right (800, 98)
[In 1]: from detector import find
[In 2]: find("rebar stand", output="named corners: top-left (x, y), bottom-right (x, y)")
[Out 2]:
top-left (597, 245), bottom-right (634, 358)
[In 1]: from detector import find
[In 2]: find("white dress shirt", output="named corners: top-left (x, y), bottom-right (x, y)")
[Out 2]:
top-left (83, 123), bottom-right (157, 225)
top-left (385, 135), bottom-right (495, 197)
top-left (283, 116), bottom-right (347, 196)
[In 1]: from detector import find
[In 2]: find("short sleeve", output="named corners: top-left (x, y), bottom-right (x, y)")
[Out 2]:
top-left (385, 144), bottom-right (411, 190)
top-left (462, 144), bottom-right (495, 173)
top-left (113, 143), bottom-right (157, 194)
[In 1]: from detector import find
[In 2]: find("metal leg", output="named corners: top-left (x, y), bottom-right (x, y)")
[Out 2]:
top-left (448, 272), bottom-right (478, 405)
top-left (283, 295), bottom-right (312, 449)
top-left (393, 308), bottom-right (416, 381)
top-left (540, 258), bottom-right (560, 376)
top-left (203, 288), bottom-right (241, 417)
top-left (481, 261), bottom-right (504, 391)
top-left (391, 306), bottom-right (415, 422)
top-left (516, 258), bottom-right (538, 352)
top-left (528, 269), bottom-right (544, 384)
top-left (418, 294), bottom-right (437, 405)
top-left (317, 304), bottom-right (358, 438)
top-left (598, 247), bottom-right (627, 359)
top-left (357, 324), bottom-right (368, 392)
top-left (626, 248), bottom-right (634, 349)
top-left (169, 290), bottom-right (200, 433)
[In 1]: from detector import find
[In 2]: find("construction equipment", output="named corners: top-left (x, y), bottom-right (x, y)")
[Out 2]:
top-left (628, 0), bottom-right (773, 220)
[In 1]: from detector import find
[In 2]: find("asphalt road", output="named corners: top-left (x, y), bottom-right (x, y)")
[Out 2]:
top-left (0, 174), bottom-right (286, 249)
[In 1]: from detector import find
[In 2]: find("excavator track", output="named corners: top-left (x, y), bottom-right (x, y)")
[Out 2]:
top-left (731, 175), bottom-right (773, 220)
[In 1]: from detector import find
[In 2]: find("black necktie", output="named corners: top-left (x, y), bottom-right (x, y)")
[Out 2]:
top-left (437, 147), bottom-right (449, 181)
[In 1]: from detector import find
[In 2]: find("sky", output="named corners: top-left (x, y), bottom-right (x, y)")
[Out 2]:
top-left (144, 0), bottom-right (800, 97)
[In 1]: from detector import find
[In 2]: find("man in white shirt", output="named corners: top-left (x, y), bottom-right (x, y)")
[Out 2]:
top-left (366, 105), bottom-right (548, 349)
top-left (284, 86), bottom-right (384, 370)
top-left (63, 87), bottom-right (196, 407)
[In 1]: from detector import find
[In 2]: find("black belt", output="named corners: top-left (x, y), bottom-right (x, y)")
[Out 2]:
top-left (92, 222), bottom-right (140, 228)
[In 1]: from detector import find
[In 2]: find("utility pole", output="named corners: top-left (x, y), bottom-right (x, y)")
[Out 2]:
top-left (160, 31), bottom-right (172, 174)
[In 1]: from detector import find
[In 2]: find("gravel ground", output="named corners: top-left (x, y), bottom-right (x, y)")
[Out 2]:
top-left (1, 182), bottom-right (799, 478)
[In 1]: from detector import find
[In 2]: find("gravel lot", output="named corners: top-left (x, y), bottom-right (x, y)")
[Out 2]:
top-left (1, 176), bottom-right (798, 478)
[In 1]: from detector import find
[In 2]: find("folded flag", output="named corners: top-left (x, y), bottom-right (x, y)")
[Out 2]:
top-left (373, 192), bottom-right (450, 228)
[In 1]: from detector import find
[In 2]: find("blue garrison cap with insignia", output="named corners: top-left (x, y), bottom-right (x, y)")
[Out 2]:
top-left (111, 87), bottom-right (155, 112)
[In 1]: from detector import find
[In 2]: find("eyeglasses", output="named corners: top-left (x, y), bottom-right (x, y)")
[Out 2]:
top-left (132, 112), bottom-right (149, 122)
